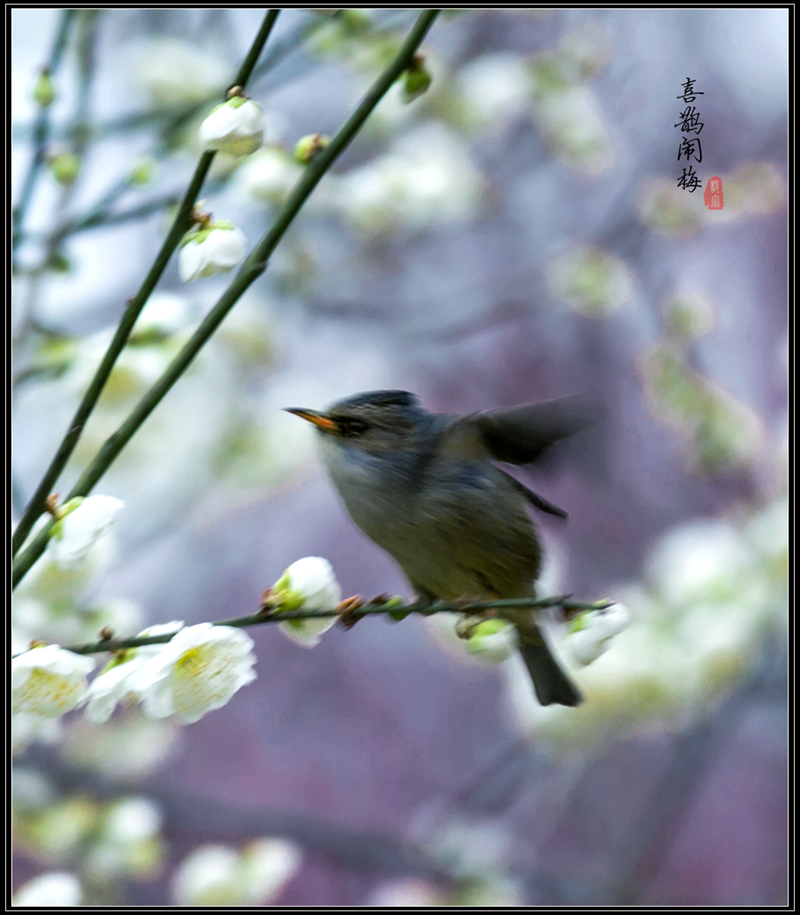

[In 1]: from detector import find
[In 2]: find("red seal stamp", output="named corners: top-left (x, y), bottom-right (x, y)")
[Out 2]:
top-left (704, 176), bottom-right (724, 209)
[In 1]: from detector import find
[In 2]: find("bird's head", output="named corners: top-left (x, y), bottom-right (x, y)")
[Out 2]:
top-left (284, 390), bottom-right (433, 456)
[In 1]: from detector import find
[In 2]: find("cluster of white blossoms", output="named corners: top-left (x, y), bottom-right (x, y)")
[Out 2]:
top-left (12, 550), bottom-right (343, 728)
top-left (12, 622), bottom-right (258, 727)
top-left (172, 838), bottom-right (302, 906)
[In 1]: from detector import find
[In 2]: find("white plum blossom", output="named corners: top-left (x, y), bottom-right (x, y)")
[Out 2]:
top-left (369, 879), bottom-right (446, 907)
top-left (47, 495), bottom-right (124, 570)
top-left (105, 796), bottom-right (163, 844)
top-left (173, 845), bottom-right (241, 905)
top-left (126, 623), bottom-right (256, 724)
top-left (462, 618), bottom-right (520, 664)
top-left (563, 603), bottom-right (632, 667)
top-left (130, 39), bottom-right (228, 108)
top-left (80, 653), bottom-right (141, 725)
top-left (337, 123), bottom-right (483, 235)
top-left (271, 557), bottom-right (341, 648)
top-left (173, 839), bottom-right (301, 906)
top-left (12, 644), bottom-right (96, 718)
top-left (13, 872), bottom-right (82, 907)
top-left (86, 795), bottom-right (164, 878)
top-left (178, 221), bottom-right (247, 283)
top-left (646, 520), bottom-right (751, 608)
top-left (84, 621), bottom-right (184, 723)
top-left (238, 838), bottom-right (303, 904)
top-left (199, 96), bottom-right (265, 157)
top-left (131, 293), bottom-right (196, 341)
top-left (235, 147), bottom-right (304, 206)
top-left (458, 53), bottom-right (533, 127)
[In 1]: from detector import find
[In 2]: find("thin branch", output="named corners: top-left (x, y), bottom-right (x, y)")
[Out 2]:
top-left (11, 10), bottom-right (282, 560)
top-left (232, 7), bottom-right (282, 88)
top-left (10, 10), bottom-right (408, 252)
top-left (33, 596), bottom-right (609, 657)
top-left (52, 192), bottom-right (182, 236)
top-left (9, 15), bottom-right (320, 145)
top-left (12, 13), bottom-right (102, 363)
top-left (12, 8), bottom-right (441, 588)
top-left (11, 9), bottom-right (76, 257)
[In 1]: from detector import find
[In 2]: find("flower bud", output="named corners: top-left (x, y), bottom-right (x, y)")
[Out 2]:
top-left (463, 618), bottom-right (520, 664)
top-left (402, 56), bottom-right (432, 104)
top-left (294, 132), bottom-right (331, 164)
top-left (340, 9), bottom-right (371, 33)
top-left (46, 251), bottom-right (72, 273)
top-left (33, 68), bottom-right (56, 108)
top-left (272, 557), bottom-right (341, 648)
top-left (129, 157), bottom-right (157, 186)
top-left (199, 96), bottom-right (265, 157)
top-left (564, 602), bottom-right (631, 666)
top-left (49, 151), bottom-right (81, 186)
top-left (178, 221), bottom-right (247, 282)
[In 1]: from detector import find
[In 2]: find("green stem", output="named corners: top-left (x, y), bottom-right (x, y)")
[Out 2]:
top-left (11, 10), bottom-right (281, 560)
top-left (11, 9), bottom-right (76, 257)
top-left (41, 596), bottom-right (611, 657)
top-left (233, 8), bottom-right (281, 87)
top-left (13, 9), bottom-right (440, 588)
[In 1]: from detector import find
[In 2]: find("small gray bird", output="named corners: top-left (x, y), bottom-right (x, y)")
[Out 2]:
top-left (286, 390), bottom-right (591, 707)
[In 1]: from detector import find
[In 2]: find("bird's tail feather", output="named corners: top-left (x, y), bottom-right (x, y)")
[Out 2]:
top-left (518, 635), bottom-right (583, 707)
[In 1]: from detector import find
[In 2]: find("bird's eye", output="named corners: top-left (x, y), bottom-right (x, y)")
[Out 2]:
top-left (339, 418), bottom-right (369, 436)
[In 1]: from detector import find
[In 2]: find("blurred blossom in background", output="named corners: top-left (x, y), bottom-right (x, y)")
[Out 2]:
top-left (12, 8), bottom-right (787, 906)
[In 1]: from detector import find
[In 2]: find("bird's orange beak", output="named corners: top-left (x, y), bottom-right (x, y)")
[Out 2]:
top-left (283, 407), bottom-right (337, 431)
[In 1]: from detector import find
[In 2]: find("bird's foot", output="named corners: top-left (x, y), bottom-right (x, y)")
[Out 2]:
top-left (454, 612), bottom-right (493, 639)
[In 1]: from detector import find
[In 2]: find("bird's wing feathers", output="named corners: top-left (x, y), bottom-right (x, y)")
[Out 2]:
top-left (438, 396), bottom-right (595, 466)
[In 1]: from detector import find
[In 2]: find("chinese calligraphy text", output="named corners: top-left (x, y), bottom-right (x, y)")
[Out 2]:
top-left (676, 77), bottom-right (704, 192)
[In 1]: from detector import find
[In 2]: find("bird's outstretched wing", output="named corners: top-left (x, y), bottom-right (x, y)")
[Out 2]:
top-left (474, 396), bottom-right (596, 465)
top-left (438, 395), bottom-right (597, 466)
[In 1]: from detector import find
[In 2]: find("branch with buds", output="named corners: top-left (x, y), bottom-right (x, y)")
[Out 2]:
top-left (12, 9), bottom-right (441, 589)
top-left (31, 594), bottom-right (614, 659)
top-left (11, 9), bottom-right (283, 562)
top-left (12, 550), bottom-right (622, 727)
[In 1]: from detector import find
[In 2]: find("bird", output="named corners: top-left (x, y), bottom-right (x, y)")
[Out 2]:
top-left (285, 390), bottom-right (592, 706)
